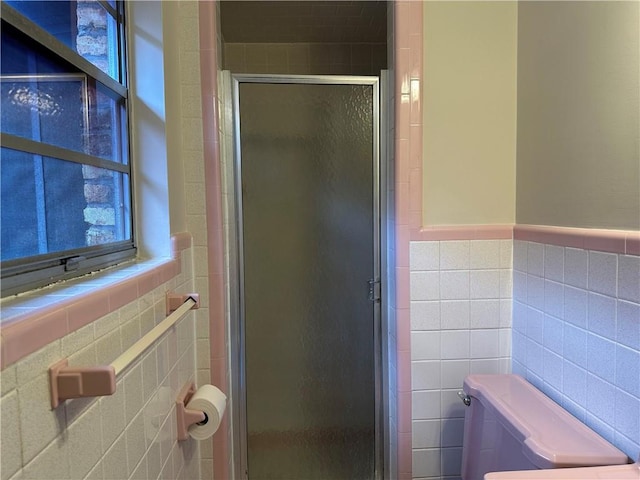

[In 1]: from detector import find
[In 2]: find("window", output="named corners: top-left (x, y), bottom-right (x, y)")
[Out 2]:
top-left (1, 1), bottom-right (134, 296)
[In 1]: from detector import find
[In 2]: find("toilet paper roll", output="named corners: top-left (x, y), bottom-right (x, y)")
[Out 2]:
top-left (186, 384), bottom-right (227, 440)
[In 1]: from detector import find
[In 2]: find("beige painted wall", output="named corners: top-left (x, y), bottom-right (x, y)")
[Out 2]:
top-left (516, 1), bottom-right (640, 230)
top-left (224, 42), bottom-right (387, 76)
top-left (422, 1), bottom-right (517, 226)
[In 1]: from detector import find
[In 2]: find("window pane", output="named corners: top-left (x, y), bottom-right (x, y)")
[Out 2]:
top-left (1, 23), bottom-right (127, 164)
top-left (4, 0), bottom-right (122, 82)
top-left (1, 148), bottom-right (131, 261)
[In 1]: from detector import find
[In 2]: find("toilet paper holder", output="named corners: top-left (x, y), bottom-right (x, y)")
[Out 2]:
top-left (176, 382), bottom-right (208, 441)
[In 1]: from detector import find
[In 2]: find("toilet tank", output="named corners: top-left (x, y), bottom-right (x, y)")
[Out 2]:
top-left (460, 375), bottom-right (629, 480)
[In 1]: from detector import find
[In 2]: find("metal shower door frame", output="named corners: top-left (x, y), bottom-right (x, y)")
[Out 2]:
top-left (228, 74), bottom-right (384, 480)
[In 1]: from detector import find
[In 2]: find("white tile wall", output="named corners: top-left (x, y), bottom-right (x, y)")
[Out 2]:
top-left (410, 239), bottom-right (512, 479)
top-left (175, 4), bottom-right (217, 473)
top-left (0, 248), bottom-right (201, 480)
top-left (512, 240), bottom-right (640, 462)
top-left (440, 271), bottom-right (470, 301)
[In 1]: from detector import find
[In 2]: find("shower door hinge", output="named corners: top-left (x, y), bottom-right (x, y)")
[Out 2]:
top-left (368, 277), bottom-right (381, 303)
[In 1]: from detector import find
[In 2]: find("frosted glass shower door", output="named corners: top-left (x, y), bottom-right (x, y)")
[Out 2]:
top-left (237, 78), bottom-right (380, 480)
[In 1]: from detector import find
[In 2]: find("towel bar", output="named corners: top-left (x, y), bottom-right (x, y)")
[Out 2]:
top-left (49, 292), bottom-right (199, 408)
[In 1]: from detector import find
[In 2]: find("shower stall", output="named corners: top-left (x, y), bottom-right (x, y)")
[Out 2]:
top-left (223, 74), bottom-right (388, 480)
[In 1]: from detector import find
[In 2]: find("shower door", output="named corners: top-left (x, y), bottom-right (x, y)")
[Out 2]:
top-left (234, 75), bottom-right (381, 480)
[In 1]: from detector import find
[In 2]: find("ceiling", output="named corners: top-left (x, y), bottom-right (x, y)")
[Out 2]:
top-left (220, 1), bottom-right (387, 44)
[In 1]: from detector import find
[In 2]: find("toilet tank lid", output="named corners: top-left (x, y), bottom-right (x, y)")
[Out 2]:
top-left (463, 374), bottom-right (630, 469)
top-left (484, 463), bottom-right (640, 479)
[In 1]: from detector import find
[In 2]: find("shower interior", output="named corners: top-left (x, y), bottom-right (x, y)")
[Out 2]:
top-left (219, 2), bottom-right (393, 478)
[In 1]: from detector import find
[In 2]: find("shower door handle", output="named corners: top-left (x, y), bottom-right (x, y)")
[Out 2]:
top-left (368, 278), bottom-right (381, 303)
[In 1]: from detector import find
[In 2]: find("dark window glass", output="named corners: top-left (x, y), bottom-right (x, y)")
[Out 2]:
top-left (1, 23), bottom-right (127, 163)
top-left (4, 0), bottom-right (122, 82)
top-left (0, 1), bottom-right (132, 296)
top-left (1, 149), bottom-right (131, 261)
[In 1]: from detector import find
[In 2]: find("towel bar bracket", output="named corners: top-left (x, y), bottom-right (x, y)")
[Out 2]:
top-left (49, 358), bottom-right (116, 409)
top-left (166, 293), bottom-right (200, 315)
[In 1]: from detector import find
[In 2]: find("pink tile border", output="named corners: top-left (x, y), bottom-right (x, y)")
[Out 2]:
top-left (0, 233), bottom-right (193, 370)
top-left (198, 2), bottom-right (231, 480)
top-left (398, 391), bottom-right (412, 433)
top-left (627, 232), bottom-right (640, 256)
top-left (171, 231), bottom-right (193, 254)
top-left (413, 224), bottom-right (514, 241)
top-left (394, 2), bottom-right (422, 477)
top-left (67, 290), bottom-right (110, 332)
top-left (514, 224), bottom-right (640, 255)
top-left (1, 308), bottom-right (68, 371)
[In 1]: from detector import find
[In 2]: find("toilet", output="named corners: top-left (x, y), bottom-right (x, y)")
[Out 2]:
top-left (460, 374), bottom-right (630, 480)
top-left (485, 462), bottom-right (640, 479)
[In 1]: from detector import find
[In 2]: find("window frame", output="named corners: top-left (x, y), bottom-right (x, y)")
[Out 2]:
top-left (0, 1), bottom-right (136, 297)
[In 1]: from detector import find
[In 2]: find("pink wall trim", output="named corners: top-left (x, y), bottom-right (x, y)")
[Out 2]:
top-left (0, 233), bottom-right (193, 370)
top-left (394, 1), bottom-right (422, 477)
top-left (171, 231), bottom-right (193, 254)
top-left (627, 233), bottom-right (640, 256)
top-left (413, 224), bottom-right (514, 241)
top-left (514, 224), bottom-right (640, 255)
top-left (198, 2), bottom-right (231, 480)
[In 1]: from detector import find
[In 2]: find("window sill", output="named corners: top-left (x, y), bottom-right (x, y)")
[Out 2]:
top-left (0, 233), bottom-right (192, 369)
